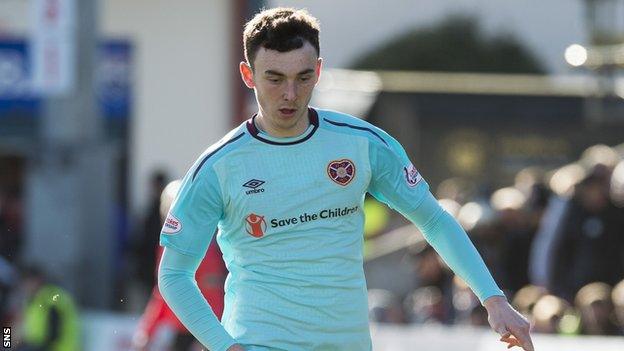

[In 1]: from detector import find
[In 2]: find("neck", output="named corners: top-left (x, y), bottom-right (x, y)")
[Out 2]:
top-left (256, 108), bottom-right (310, 138)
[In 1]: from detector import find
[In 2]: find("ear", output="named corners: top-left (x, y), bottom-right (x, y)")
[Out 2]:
top-left (315, 58), bottom-right (323, 84)
top-left (239, 61), bottom-right (255, 89)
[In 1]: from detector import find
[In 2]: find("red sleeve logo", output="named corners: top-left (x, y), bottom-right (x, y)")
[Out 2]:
top-left (404, 163), bottom-right (423, 187)
top-left (162, 213), bottom-right (182, 234)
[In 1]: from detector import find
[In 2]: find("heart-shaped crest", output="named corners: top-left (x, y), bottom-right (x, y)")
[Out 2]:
top-left (327, 159), bottom-right (356, 186)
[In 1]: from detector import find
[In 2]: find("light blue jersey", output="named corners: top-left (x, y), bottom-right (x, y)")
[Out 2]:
top-left (159, 108), bottom-right (503, 351)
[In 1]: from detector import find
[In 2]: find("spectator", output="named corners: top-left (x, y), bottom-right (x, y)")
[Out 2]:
top-left (134, 171), bottom-right (167, 296)
top-left (612, 279), bottom-right (624, 334)
top-left (0, 255), bottom-right (16, 325)
top-left (611, 160), bottom-right (624, 208)
top-left (0, 189), bottom-right (24, 263)
top-left (368, 289), bottom-right (404, 324)
top-left (531, 294), bottom-right (569, 334)
top-left (451, 276), bottom-right (488, 326)
top-left (16, 266), bottom-right (79, 351)
top-left (490, 187), bottom-right (534, 293)
top-left (550, 169), bottom-right (624, 300)
top-left (514, 167), bottom-right (550, 236)
top-left (435, 177), bottom-right (477, 205)
top-left (404, 286), bottom-right (446, 324)
top-left (512, 284), bottom-right (547, 319)
top-left (457, 201), bottom-right (505, 287)
top-left (575, 282), bottom-right (620, 336)
top-left (579, 145), bottom-right (620, 174)
top-left (407, 244), bottom-right (455, 324)
top-left (529, 163), bottom-right (584, 288)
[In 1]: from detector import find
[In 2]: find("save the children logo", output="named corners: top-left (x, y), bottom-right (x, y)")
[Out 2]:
top-left (162, 213), bottom-right (182, 234)
top-left (243, 206), bottom-right (361, 237)
top-left (245, 213), bottom-right (267, 237)
top-left (327, 159), bottom-right (356, 186)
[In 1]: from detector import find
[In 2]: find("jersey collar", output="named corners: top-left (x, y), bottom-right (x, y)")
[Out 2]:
top-left (246, 107), bottom-right (319, 145)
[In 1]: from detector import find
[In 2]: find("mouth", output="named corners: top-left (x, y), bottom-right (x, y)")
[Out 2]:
top-left (278, 108), bottom-right (297, 117)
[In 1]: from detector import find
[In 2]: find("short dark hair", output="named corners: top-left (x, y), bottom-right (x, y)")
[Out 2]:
top-left (21, 264), bottom-right (46, 281)
top-left (243, 7), bottom-right (320, 68)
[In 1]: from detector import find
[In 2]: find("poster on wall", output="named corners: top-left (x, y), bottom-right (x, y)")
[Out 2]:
top-left (30, 0), bottom-right (76, 95)
top-left (0, 39), bottom-right (132, 121)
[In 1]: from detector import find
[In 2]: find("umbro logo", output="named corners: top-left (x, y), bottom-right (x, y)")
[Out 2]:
top-left (243, 179), bottom-right (265, 195)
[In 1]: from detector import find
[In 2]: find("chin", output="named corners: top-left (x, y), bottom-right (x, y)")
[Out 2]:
top-left (277, 119), bottom-right (299, 130)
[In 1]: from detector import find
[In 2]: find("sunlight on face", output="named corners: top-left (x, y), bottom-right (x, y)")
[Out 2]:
top-left (243, 41), bottom-right (321, 137)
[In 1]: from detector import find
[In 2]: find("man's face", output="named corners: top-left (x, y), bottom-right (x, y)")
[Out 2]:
top-left (579, 181), bottom-right (609, 212)
top-left (21, 276), bottom-right (42, 300)
top-left (240, 41), bottom-right (321, 137)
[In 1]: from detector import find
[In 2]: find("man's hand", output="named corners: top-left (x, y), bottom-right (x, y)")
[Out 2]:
top-left (227, 344), bottom-right (246, 351)
top-left (483, 295), bottom-right (534, 351)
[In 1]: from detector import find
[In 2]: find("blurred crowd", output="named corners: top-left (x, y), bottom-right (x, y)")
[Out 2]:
top-left (368, 143), bottom-right (624, 337)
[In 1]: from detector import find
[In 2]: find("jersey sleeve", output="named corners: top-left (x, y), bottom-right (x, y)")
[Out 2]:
top-left (367, 135), bottom-right (430, 215)
top-left (159, 165), bottom-right (223, 258)
top-left (159, 248), bottom-right (237, 351)
top-left (367, 134), bottom-right (504, 303)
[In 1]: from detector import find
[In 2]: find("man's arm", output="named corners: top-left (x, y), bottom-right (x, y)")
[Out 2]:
top-left (406, 192), bottom-right (503, 303)
top-left (406, 192), bottom-right (533, 351)
top-left (158, 247), bottom-right (241, 351)
top-left (158, 155), bottom-right (246, 350)
top-left (366, 134), bottom-right (533, 350)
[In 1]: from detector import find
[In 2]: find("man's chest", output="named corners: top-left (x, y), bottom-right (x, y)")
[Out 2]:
top-left (213, 139), bottom-right (371, 221)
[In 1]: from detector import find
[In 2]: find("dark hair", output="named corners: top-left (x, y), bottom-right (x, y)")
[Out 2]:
top-left (243, 7), bottom-right (320, 68)
top-left (21, 264), bottom-right (46, 281)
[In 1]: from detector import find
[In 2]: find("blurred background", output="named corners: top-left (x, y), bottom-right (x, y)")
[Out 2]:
top-left (1, 0), bottom-right (624, 350)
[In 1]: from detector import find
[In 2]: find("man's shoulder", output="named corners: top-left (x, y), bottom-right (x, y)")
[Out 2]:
top-left (316, 108), bottom-right (375, 128)
top-left (191, 123), bottom-right (250, 181)
top-left (316, 108), bottom-right (391, 147)
top-left (208, 123), bottom-right (249, 152)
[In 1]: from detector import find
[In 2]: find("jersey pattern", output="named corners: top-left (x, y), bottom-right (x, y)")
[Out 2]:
top-left (160, 108), bottom-right (429, 350)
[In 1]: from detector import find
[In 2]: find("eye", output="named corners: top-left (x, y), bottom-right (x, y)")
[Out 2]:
top-left (299, 76), bottom-right (311, 82)
top-left (267, 77), bottom-right (281, 83)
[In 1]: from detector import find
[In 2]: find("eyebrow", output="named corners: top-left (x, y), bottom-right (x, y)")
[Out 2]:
top-left (264, 69), bottom-right (314, 76)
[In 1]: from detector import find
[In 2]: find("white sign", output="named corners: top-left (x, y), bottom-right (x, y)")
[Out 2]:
top-left (371, 324), bottom-right (624, 351)
top-left (30, 0), bottom-right (76, 95)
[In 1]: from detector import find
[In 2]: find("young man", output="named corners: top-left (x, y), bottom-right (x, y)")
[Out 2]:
top-left (159, 8), bottom-right (533, 351)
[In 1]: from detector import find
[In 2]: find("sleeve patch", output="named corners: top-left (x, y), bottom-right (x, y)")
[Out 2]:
top-left (404, 164), bottom-right (423, 187)
top-left (162, 213), bottom-right (183, 234)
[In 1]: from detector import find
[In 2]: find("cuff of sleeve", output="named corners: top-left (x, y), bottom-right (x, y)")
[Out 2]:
top-left (477, 288), bottom-right (506, 305)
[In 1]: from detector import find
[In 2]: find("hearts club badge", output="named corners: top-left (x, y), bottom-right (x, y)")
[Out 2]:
top-left (327, 159), bottom-right (356, 186)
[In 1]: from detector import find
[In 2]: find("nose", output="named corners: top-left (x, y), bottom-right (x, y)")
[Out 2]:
top-left (283, 81), bottom-right (297, 101)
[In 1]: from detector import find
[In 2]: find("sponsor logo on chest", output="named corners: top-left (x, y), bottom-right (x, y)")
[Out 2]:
top-left (244, 213), bottom-right (267, 237)
top-left (242, 205), bottom-right (360, 238)
top-left (243, 179), bottom-right (266, 195)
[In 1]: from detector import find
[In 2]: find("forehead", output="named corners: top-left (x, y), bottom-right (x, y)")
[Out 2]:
top-left (253, 41), bottom-right (318, 74)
